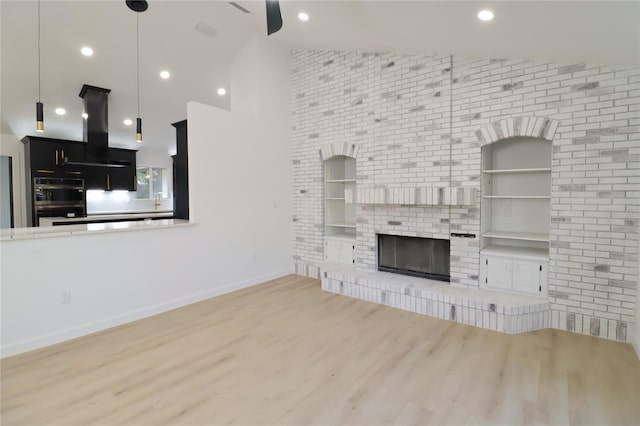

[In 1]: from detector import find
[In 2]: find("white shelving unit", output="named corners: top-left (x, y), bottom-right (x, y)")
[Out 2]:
top-left (482, 195), bottom-right (551, 199)
top-left (482, 230), bottom-right (549, 242)
top-left (483, 168), bottom-right (551, 174)
top-left (480, 137), bottom-right (551, 296)
top-left (324, 156), bottom-right (356, 265)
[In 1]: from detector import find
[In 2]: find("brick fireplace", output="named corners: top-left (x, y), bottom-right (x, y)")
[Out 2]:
top-left (377, 234), bottom-right (450, 282)
top-left (291, 48), bottom-right (639, 343)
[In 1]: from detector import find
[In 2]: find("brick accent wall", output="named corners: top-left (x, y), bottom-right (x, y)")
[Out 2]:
top-left (291, 49), bottom-right (640, 342)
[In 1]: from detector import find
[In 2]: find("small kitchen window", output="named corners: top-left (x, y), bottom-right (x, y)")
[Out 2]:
top-left (136, 167), bottom-right (170, 199)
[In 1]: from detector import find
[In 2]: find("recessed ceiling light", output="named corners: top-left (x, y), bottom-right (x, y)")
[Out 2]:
top-left (81, 46), bottom-right (94, 56)
top-left (477, 10), bottom-right (494, 21)
top-left (55, 108), bottom-right (66, 115)
top-left (160, 70), bottom-right (171, 79)
top-left (82, 113), bottom-right (88, 119)
top-left (217, 87), bottom-right (227, 96)
top-left (123, 119), bottom-right (133, 126)
top-left (298, 12), bottom-right (309, 22)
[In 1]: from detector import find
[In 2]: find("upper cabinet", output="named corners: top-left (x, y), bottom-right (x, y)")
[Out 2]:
top-left (23, 137), bottom-right (86, 177)
top-left (107, 148), bottom-right (137, 191)
top-left (22, 136), bottom-right (137, 191)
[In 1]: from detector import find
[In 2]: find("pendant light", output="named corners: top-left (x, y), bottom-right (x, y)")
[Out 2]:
top-left (35, 0), bottom-right (44, 132)
top-left (135, 12), bottom-right (142, 143)
top-left (126, 1), bottom-right (148, 143)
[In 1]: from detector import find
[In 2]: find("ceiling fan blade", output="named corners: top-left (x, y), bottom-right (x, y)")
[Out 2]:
top-left (266, 0), bottom-right (283, 35)
top-left (126, 0), bottom-right (148, 13)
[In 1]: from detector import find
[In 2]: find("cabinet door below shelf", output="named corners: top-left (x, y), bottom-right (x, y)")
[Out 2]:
top-left (339, 242), bottom-right (355, 265)
top-left (325, 239), bottom-right (355, 265)
top-left (486, 257), bottom-right (512, 290)
top-left (512, 260), bottom-right (542, 295)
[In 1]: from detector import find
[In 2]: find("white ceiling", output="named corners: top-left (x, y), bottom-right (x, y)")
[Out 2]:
top-left (2, 0), bottom-right (639, 153)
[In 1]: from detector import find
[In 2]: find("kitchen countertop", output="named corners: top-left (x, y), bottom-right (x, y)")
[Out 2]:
top-left (1, 219), bottom-right (194, 241)
top-left (39, 211), bottom-right (174, 226)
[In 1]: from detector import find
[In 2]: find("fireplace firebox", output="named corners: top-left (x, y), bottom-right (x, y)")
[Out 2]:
top-left (377, 234), bottom-right (450, 282)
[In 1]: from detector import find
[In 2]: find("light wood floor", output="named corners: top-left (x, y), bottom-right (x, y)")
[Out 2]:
top-left (2, 275), bottom-right (639, 426)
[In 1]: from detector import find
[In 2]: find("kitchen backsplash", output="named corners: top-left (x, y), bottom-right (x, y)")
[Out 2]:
top-left (86, 190), bottom-right (173, 214)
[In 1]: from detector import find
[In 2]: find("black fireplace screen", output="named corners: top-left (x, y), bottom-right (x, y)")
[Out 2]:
top-left (377, 234), bottom-right (450, 282)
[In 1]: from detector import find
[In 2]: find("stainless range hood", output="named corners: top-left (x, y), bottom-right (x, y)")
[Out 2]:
top-left (62, 84), bottom-right (132, 168)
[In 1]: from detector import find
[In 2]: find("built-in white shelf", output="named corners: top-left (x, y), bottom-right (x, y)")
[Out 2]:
top-left (324, 235), bottom-right (356, 242)
top-left (326, 223), bottom-right (356, 228)
top-left (483, 230), bottom-right (549, 242)
top-left (481, 244), bottom-right (549, 261)
top-left (483, 168), bottom-right (551, 174)
top-left (480, 138), bottom-right (551, 296)
top-left (324, 155), bottom-right (356, 265)
top-left (483, 195), bottom-right (550, 199)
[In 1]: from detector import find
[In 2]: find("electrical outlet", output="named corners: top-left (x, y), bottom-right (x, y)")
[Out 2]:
top-left (60, 290), bottom-right (71, 304)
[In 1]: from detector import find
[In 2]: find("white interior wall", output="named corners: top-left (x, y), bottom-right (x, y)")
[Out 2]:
top-left (0, 133), bottom-right (26, 228)
top-left (230, 35), bottom-right (291, 121)
top-left (0, 38), bottom-right (292, 357)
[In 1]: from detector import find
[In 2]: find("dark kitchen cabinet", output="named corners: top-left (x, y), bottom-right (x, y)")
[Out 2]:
top-left (27, 140), bottom-right (59, 171)
top-left (171, 120), bottom-right (189, 220)
top-left (22, 136), bottom-right (89, 226)
top-left (108, 148), bottom-right (137, 191)
top-left (23, 137), bottom-right (86, 177)
top-left (83, 166), bottom-right (108, 190)
top-left (82, 148), bottom-right (137, 191)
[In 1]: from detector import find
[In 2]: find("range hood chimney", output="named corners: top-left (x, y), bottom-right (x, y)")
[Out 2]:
top-left (79, 84), bottom-right (111, 159)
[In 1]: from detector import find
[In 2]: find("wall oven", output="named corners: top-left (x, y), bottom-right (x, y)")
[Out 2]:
top-left (33, 177), bottom-right (86, 225)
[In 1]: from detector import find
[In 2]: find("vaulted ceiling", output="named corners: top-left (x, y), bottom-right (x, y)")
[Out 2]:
top-left (2, 1), bottom-right (638, 153)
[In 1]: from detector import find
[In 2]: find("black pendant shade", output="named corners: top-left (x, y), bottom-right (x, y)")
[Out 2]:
top-left (35, 0), bottom-right (44, 132)
top-left (266, 0), bottom-right (283, 35)
top-left (136, 117), bottom-right (142, 143)
top-left (36, 101), bottom-right (44, 132)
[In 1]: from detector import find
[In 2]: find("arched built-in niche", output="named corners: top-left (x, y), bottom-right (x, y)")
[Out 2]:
top-left (476, 116), bottom-right (559, 147)
top-left (320, 143), bottom-right (359, 265)
top-left (477, 117), bottom-right (557, 297)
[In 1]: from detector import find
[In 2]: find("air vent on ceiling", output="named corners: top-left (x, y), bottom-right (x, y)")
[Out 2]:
top-left (228, 2), bottom-right (251, 14)
top-left (194, 21), bottom-right (218, 38)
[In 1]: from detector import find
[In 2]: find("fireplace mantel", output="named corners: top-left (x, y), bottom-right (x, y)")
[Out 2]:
top-left (345, 187), bottom-right (477, 206)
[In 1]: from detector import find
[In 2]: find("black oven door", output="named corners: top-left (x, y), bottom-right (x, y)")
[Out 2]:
top-left (33, 177), bottom-right (86, 226)
top-left (33, 177), bottom-right (85, 205)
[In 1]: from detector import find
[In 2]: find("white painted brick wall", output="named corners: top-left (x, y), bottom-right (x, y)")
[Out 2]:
top-left (291, 49), bottom-right (640, 342)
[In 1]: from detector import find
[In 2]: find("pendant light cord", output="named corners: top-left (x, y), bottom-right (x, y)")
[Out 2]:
top-left (136, 13), bottom-right (140, 117)
top-left (448, 55), bottom-right (453, 238)
top-left (449, 55), bottom-right (453, 185)
top-left (37, 0), bottom-right (41, 102)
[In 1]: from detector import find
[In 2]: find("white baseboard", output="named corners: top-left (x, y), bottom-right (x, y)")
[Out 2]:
top-left (1, 267), bottom-right (294, 358)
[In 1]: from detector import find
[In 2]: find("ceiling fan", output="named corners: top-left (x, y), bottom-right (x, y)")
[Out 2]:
top-left (265, 0), bottom-right (283, 35)
top-left (127, 0), bottom-right (283, 35)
